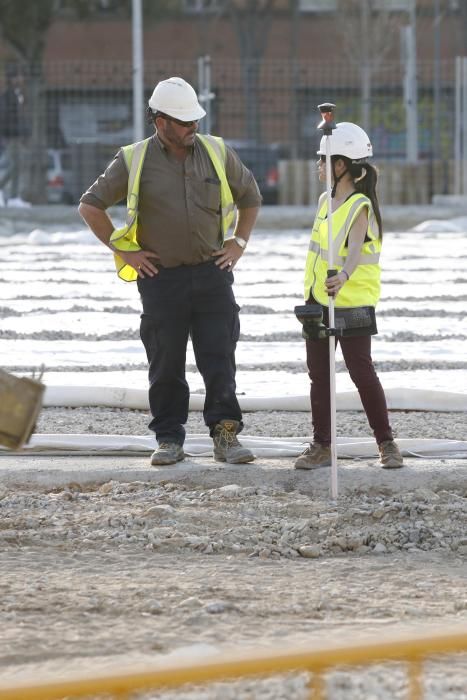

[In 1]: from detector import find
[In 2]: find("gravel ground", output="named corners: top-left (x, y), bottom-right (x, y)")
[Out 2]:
top-left (0, 406), bottom-right (466, 698)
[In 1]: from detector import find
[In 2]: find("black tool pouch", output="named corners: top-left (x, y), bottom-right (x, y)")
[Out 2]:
top-left (294, 304), bottom-right (377, 339)
top-left (334, 306), bottom-right (377, 337)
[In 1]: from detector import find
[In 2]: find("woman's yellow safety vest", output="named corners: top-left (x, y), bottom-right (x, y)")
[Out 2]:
top-left (109, 134), bottom-right (236, 282)
top-left (304, 192), bottom-right (382, 308)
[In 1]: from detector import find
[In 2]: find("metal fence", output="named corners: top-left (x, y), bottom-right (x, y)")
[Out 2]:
top-left (1, 56), bottom-right (466, 205)
top-left (0, 627), bottom-right (466, 699)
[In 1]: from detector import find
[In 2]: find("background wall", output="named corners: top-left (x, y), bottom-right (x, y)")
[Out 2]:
top-left (0, 0), bottom-right (466, 204)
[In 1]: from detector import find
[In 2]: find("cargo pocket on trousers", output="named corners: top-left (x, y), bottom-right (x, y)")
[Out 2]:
top-left (231, 303), bottom-right (240, 344)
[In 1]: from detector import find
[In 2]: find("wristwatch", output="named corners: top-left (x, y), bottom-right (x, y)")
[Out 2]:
top-left (233, 236), bottom-right (247, 250)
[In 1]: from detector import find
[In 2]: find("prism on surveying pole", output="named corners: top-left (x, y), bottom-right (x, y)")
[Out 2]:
top-left (317, 103), bottom-right (339, 500)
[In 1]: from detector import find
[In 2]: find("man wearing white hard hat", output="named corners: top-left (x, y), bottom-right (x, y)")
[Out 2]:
top-left (148, 76), bottom-right (207, 123)
top-left (79, 77), bottom-right (261, 466)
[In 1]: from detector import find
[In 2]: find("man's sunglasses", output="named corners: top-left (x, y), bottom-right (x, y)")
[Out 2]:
top-left (156, 112), bottom-right (199, 128)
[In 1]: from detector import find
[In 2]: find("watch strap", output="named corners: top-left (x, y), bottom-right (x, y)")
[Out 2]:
top-left (233, 236), bottom-right (247, 249)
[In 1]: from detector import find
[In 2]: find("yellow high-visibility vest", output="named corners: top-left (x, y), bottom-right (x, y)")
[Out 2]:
top-left (304, 192), bottom-right (382, 308)
top-left (109, 134), bottom-right (236, 282)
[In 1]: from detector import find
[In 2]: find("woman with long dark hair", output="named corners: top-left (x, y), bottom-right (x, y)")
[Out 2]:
top-left (295, 122), bottom-right (403, 470)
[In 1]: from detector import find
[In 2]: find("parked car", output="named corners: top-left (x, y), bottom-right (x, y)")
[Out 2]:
top-left (225, 140), bottom-right (282, 205)
top-left (0, 147), bottom-right (74, 204)
top-left (46, 148), bottom-right (74, 204)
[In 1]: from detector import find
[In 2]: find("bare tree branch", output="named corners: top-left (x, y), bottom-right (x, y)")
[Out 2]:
top-left (335, 0), bottom-right (400, 69)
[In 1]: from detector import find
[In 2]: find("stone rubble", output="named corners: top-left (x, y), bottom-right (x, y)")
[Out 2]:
top-left (0, 406), bottom-right (465, 698)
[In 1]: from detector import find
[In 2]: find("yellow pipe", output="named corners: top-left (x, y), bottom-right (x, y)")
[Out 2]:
top-left (0, 628), bottom-right (465, 700)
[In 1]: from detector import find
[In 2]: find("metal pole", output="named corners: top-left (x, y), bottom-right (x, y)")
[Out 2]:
top-left (197, 55), bottom-right (213, 135)
top-left (318, 103), bottom-right (338, 501)
top-left (197, 56), bottom-right (205, 133)
top-left (454, 56), bottom-right (466, 196)
top-left (402, 0), bottom-right (418, 163)
top-left (132, 0), bottom-right (144, 142)
top-left (360, 0), bottom-right (371, 134)
top-left (432, 0), bottom-right (441, 162)
top-left (204, 56), bottom-right (212, 134)
top-left (463, 58), bottom-right (467, 196)
top-left (454, 57), bottom-right (461, 194)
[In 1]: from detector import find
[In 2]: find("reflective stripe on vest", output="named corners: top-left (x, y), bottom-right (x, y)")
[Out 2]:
top-left (109, 134), bottom-right (235, 282)
top-left (304, 193), bottom-right (382, 308)
top-left (109, 138), bottom-right (150, 283)
top-left (197, 134), bottom-right (236, 234)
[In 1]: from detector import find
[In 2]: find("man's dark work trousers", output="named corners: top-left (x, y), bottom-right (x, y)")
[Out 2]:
top-left (306, 298), bottom-right (393, 447)
top-left (137, 261), bottom-right (242, 446)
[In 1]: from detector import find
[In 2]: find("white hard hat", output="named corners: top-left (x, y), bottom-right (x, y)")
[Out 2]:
top-left (317, 122), bottom-right (373, 161)
top-left (148, 77), bottom-right (206, 121)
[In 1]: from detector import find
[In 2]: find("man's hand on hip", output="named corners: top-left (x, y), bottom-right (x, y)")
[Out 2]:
top-left (212, 239), bottom-right (244, 270)
top-left (118, 249), bottom-right (161, 278)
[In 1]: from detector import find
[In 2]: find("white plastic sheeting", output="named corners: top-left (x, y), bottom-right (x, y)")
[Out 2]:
top-left (42, 385), bottom-right (467, 412)
top-left (4, 433), bottom-right (467, 459)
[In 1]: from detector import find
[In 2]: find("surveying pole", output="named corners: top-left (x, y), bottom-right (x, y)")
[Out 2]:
top-left (317, 103), bottom-right (338, 500)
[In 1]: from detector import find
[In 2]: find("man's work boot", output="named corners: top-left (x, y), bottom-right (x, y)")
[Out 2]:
top-left (378, 440), bottom-right (404, 469)
top-left (150, 442), bottom-right (185, 466)
top-left (212, 420), bottom-right (255, 464)
top-left (294, 443), bottom-right (331, 470)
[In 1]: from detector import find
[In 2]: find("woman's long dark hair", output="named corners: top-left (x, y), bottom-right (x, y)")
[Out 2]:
top-left (344, 158), bottom-right (383, 238)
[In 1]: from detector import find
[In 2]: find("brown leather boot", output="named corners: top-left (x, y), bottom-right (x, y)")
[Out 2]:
top-left (212, 420), bottom-right (255, 464)
top-left (150, 442), bottom-right (185, 466)
top-left (294, 443), bottom-right (331, 470)
top-left (378, 440), bottom-right (404, 469)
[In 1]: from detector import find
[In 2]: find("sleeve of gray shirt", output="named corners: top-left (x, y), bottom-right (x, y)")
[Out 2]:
top-left (79, 150), bottom-right (129, 210)
top-left (225, 145), bottom-right (263, 209)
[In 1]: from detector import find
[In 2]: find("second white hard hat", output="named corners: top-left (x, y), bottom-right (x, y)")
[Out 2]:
top-left (148, 77), bottom-right (206, 121)
top-left (317, 122), bottom-right (373, 161)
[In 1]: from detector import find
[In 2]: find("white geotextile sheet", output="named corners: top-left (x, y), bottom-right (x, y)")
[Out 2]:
top-left (3, 434), bottom-right (467, 459)
top-left (42, 386), bottom-right (467, 412)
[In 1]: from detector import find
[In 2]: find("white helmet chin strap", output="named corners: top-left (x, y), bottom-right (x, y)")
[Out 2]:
top-left (331, 162), bottom-right (346, 198)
